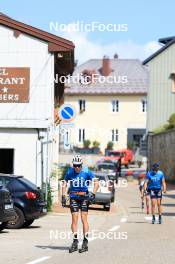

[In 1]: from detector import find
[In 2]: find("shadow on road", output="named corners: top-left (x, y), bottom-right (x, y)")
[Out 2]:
top-left (164, 194), bottom-right (175, 199)
top-left (89, 207), bottom-right (105, 211)
top-left (162, 212), bottom-right (175, 216)
top-left (36, 245), bottom-right (69, 251)
top-left (162, 203), bottom-right (175, 207)
top-left (23, 226), bottom-right (41, 229)
top-left (126, 221), bottom-right (146, 224)
top-left (0, 230), bottom-right (9, 234)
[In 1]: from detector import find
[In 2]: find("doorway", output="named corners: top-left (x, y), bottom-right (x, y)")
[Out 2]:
top-left (0, 148), bottom-right (14, 174)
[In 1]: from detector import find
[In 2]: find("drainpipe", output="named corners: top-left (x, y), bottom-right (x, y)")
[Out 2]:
top-left (40, 128), bottom-right (52, 201)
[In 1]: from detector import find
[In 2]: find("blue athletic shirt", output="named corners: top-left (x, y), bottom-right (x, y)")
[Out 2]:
top-left (146, 170), bottom-right (164, 190)
top-left (64, 166), bottom-right (94, 198)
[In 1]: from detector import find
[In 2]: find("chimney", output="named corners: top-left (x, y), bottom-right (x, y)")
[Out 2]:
top-left (102, 55), bottom-right (111, 76)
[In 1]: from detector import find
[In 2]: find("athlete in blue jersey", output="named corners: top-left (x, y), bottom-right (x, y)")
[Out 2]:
top-left (61, 154), bottom-right (99, 253)
top-left (144, 163), bottom-right (166, 224)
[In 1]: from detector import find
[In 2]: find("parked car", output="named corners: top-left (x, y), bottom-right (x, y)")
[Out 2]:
top-left (96, 161), bottom-right (119, 183)
top-left (103, 149), bottom-right (134, 168)
top-left (89, 172), bottom-right (114, 211)
top-left (0, 184), bottom-right (16, 231)
top-left (0, 175), bottom-right (47, 229)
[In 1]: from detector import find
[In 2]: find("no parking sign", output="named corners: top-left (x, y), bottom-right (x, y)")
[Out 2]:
top-left (59, 104), bottom-right (76, 123)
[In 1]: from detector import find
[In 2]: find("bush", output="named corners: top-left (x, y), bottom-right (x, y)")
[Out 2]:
top-left (168, 113), bottom-right (175, 129)
top-left (107, 141), bottom-right (114, 150)
top-left (127, 142), bottom-right (135, 150)
top-left (60, 164), bottom-right (70, 180)
top-left (83, 139), bottom-right (91, 148)
top-left (47, 183), bottom-right (52, 212)
top-left (92, 140), bottom-right (100, 148)
top-left (154, 112), bottom-right (175, 134)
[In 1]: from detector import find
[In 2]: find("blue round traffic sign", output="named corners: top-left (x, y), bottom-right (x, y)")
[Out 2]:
top-left (59, 104), bottom-right (76, 123)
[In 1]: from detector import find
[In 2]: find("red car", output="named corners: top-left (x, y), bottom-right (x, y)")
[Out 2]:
top-left (103, 149), bottom-right (134, 168)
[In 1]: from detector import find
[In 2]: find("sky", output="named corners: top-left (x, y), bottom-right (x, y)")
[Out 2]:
top-left (1, 0), bottom-right (175, 64)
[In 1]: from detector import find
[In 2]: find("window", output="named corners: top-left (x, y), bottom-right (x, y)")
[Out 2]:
top-left (142, 100), bottom-right (147, 112)
top-left (170, 73), bottom-right (175, 93)
top-left (79, 129), bottom-right (85, 143)
top-left (5, 179), bottom-right (26, 192)
top-left (79, 100), bottom-right (86, 112)
top-left (112, 129), bottom-right (118, 142)
top-left (112, 100), bottom-right (119, 112)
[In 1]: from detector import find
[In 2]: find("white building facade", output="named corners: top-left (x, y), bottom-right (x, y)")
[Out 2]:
top-left (0, 13), bottom-right (74, 187)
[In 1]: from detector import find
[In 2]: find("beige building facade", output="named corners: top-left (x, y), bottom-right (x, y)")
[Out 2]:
top-left (64, 94), bottom-right (147, 152)
top-left (64, 57), bottom-right (148, 153)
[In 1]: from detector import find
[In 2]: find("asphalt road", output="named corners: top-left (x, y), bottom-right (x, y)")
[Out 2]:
top-left (1, 178), bottom-right (175, 264)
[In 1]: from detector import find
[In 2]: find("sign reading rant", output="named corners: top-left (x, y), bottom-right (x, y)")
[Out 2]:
top-left (0, 67), bottom-right (30, 103)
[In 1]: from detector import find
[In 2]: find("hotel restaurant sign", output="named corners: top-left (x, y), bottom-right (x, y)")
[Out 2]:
top-left (0, 67), bottom-right (30, 103)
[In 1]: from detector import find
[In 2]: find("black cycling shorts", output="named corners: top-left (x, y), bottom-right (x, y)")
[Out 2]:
top-left (70, 197), bottom-right (89, 213)
top-left (150, 189), bottom-right (162, 199)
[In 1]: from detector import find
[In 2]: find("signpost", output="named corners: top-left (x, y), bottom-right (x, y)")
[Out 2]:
top-left (64, 130), bottom-right (71, 149)
top-left (59, 104), bottom-right (76, 123)
top-left (58, 104), bottom-right (76, 150)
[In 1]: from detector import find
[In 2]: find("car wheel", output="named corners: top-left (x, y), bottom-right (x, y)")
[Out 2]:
top-left (104, 204), bottom-right (111, 211)
top-left (22, 220), bottom-right (34, 228)
top-left (6, 206), bottom-right (25, 229)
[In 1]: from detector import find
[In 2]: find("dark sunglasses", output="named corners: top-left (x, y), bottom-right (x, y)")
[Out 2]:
top-left (73, 164), bottom-right (82, 168)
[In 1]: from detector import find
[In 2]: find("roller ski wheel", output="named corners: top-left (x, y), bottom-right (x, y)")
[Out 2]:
top-left (69, 240), bottom-right (78, 253)
top-left (79, 240), bottom-right (88, 253)
top-left (159, 216), bottom-right (162, 224)
top-left (152, 216), bottom-right (155, 224)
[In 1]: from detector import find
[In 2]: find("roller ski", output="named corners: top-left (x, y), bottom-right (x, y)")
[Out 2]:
top-left (79, 239), bottom-right (88, 253)
top-left (69, 239), bottom-right (78, 253)
top-left (152, 215), bottom-right (155, 224)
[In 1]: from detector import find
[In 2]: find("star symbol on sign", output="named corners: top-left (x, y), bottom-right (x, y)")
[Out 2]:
top-left (2, 87), bottom-right (8, 93)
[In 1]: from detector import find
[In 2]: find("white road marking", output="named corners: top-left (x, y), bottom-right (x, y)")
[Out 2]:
top-left (108, 225), bottom-right (120, 232)
top-left (120, 217), bottom-right (127, 223)
top-left (145, 216), bottom-right (158, 221)
top-left (26, 256), bottom-right (51, 264)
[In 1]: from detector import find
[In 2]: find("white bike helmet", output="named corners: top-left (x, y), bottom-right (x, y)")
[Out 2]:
top-left (72, 154), bottom-right (83, 165)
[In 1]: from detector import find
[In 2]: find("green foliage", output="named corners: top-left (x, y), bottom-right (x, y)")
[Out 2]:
top-left (83, 139), bottom-right (91, 148)
top-left (92, 140), bottom-right (100, 148)
top-left (107, 141), bottom-right (114, 150)
top-left (127, 142), bottom-right (135, 150)
top-left (153, 126), bottom-right (166, 134)
top-left (47, 183), bottom-right (52, 212)
top-left (59, 165), bottom-right (70, 181)
top-left (167, 113), bottom-right (175, 129)
top-left (153, 113), bottom-right (175, 134)
top-left (88, 165), bottom-right (96, 171)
